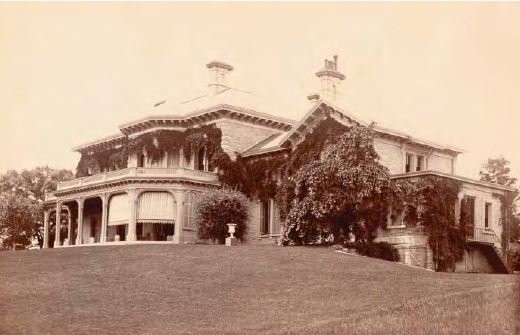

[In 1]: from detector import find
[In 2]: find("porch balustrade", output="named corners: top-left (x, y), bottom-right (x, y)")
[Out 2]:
top-left (466, 226), bottom-right (501, 245)
top-left (55, 167), bottom-right (218, 192)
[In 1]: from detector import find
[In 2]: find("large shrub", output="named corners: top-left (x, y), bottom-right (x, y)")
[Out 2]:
top-left (344, 241), bottom-right (400, 262)
top-left (195, 188), bottom-right (249, 244)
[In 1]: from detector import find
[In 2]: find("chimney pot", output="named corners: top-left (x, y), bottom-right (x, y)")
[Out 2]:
top-left (314, 55), bottom-right (345, 102)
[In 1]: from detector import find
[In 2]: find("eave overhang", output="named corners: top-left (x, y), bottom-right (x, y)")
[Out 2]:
top-left (73, 104), bottom-right (296, 153)
top-left (391, 170), bottom-right (517, 193)
top-left (278, 100), bottom-right (464, 156)
top-left (118, 104), bottom-right (295, 136)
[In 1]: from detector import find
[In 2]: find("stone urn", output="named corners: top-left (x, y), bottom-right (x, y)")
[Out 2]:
top-left (225, 223), bottom-right (238, 246)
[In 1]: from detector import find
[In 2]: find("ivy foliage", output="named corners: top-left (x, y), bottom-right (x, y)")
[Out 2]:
top-left (215, 116), bottom-right (465, 271)
top-left (75, 125), bottom-right (224, 177)
top-left (408, 176), bottom-right (465, 272)
top-left (282, 122), bottom-right (396, 245)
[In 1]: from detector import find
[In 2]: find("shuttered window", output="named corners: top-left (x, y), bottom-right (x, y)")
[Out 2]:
top-left (183, 192), bottom-right (199, 229)
top-left (137, 192), bottom-right (175, 224)
top-left (260, 200), bottom-right (270, 235)
top-left (108, 193), bottom-right (129, 226)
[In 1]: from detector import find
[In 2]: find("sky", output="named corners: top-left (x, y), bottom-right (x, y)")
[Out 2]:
top-left (1, 3), bottom-right (520, 181)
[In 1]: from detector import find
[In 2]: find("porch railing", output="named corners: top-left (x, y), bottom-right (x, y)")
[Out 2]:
top-left (466, 226), bottom-right (501, 246)
top-left (55, 167), bottom-right (219, 191)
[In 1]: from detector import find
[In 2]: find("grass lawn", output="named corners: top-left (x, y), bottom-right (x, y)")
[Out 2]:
top-left (0, 244), bottom-right (519, 334)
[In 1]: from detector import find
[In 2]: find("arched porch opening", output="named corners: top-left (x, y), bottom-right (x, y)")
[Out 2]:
top-left (61, 201), bottom-right (78, 246)
top-left (82, 197), bottom-right (103, 244)
top-left (136, 191), bottom-right (176, 241)
top-left (107, 192), bottom-right (130, 242)
top-left (48, 206), bottom-right (72, 248)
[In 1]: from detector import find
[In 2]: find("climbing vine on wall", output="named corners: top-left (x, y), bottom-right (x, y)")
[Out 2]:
top-left (495, 190), bottom-right (518, 269)
top-left (215, 116), bottom-right (466, 271)
top-left (74, 115), bottom-right (468, 272)
top-left (75, 125), bottom-right (224, 177)
top-left (405, 176), bottom-right (465, 272)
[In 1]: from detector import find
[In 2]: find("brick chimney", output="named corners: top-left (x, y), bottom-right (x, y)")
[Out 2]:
top-left (206, 61), bottom-right (233, 95)
top-left (315, 55), bottom-right (345, 102)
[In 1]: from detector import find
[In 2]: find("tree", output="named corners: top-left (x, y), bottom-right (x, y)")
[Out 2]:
top-left (0, 167), bottom-right (73, 249)
top-left (0, 193), bottom-right (42, 249)
top-left (479, 157), bottom-right (517, 187)
top-left (479, 157), bottom-right (520, 244)
top-left (195, 188), bottom-right (249, 244)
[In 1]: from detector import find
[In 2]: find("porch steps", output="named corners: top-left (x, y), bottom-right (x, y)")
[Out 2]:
top-left (466, 241), bottom-right (510, 274)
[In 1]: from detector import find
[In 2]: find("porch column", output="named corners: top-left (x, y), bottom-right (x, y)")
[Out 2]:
top-left (179, 147), bottom-right (185, 168)
top-left (127, 189), bottom-right (137, 241)
top-left (173, 191), bottom-right (185, 244)
top-left (100, 194), bottom-right (108, 243)
top-left (76, 198), bottom-right (84, 245)
top-left (54, 202), bottom-right (61, 247)
top-left (67, 207), bottom-right (72, 245)
top-left (43, 209), bottom-right (50, 249)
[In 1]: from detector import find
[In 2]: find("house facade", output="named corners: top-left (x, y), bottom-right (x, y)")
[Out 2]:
top-left (44, 57), bottom-right (515, 273)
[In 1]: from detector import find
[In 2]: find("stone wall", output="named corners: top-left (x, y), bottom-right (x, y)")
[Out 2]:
top-left (214, 119), bottom-right (282, 159)
top-left (374, 138), bottom-right (403, 174)
top-left (375, 227), bottom-right (434, 270)
top-left (428, 153), bottom-right (454, 174)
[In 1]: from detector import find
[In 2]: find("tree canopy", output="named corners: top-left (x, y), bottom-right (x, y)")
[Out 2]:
top-left (479, 157), bottom-right (517, 187)
top-left (479, 156), bottom-right (519, 244)
top-left (0, 167), bottom-right (73, 249)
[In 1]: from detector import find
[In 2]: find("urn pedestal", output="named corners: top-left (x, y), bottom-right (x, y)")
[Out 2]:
top-left (225, 223), bottom-right (238, 246)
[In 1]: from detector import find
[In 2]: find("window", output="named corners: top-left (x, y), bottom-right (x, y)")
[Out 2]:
top-left (485, 203), bottom-right (491, 229)
top-left (183, 192), bottom-right (198, 229)
top-left (167, 149), bottom-right (179, 168)
top-left (137, 154), bottom-right (145, 168)
top-left (260, 200), bottom-right (270, 235)
top-left (196, 147), bottom-right (206, 171)
top-left (405, 153), bottom-right (413, 173)
top-left (461, 196), bottom-right (475, 226)
top-left (416, 155), bottom-right (424, 171)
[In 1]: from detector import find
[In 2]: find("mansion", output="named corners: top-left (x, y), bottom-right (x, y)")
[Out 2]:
top-left (44, 57), bottom-right (516, 273)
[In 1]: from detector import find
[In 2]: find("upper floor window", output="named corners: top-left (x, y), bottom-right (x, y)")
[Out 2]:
top-left (484, 202), bottom-right (492, 229)
top-left (416, 155), bottom-right (425, 172)
top-left (196, 147), bottom-right (206, 171)
top-left (405, 153), bottom-right (413, 173)
top-left (461, 196), bottom-right (476, 226)
top-left (137, 154), bottom-right (145, 168)
top-left (405, 153), bottom-right (426, 173)
top-left (195, 147), bottom-right (215, 172)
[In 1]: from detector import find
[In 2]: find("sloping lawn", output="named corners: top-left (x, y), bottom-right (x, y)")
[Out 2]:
top-left (0, 245), bottom-right (518, 334)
